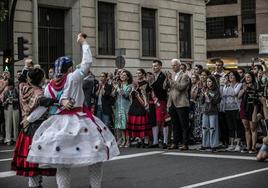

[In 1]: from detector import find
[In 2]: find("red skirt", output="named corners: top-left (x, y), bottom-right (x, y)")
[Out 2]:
top-left (11, 132), bottom-right (56, 177)
top-left (127, 114), bottom-right (152, 138)
top-left (155, 100), bottom-right (167, 124)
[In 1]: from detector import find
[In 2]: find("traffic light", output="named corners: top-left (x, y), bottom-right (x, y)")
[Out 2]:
top-left (3, 49), bottom-right (12, 72)
top-left (17, 37), bottom-right (29, 60)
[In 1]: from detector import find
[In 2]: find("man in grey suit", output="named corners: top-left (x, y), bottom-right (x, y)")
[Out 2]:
top-left (167, 59), bottom-right (190, 150)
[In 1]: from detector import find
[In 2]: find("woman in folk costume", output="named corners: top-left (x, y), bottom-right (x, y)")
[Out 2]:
top-left (127, 68), bottom-right (151, 147)
top-left (27, 33), bottom-right (120, 188)
top-left (11, 68), bottom-right (56, 188)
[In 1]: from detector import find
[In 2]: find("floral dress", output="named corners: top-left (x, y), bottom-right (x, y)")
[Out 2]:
top-left (114, 83), bottom-right (132, 130)
top-left (192, 85), bottom-right (204, 143)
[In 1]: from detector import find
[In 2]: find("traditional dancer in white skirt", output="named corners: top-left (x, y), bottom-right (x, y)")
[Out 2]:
top-left (27, 33), bottom-right (120, 188)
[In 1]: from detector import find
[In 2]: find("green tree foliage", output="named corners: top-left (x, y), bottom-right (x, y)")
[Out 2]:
top-left (0, 5), bottom-right (7, 22)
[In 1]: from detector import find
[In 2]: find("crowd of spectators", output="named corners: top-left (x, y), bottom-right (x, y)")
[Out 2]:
top-left (0, 57), bottom-right (268, 161)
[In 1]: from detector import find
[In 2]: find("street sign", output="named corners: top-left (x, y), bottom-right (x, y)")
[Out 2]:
top-left (115, 48), bottom-right (126, 68)
top-left (259, 34), bottom-right (268, 54)
top-left (115, 55), bottom-right (125, 69)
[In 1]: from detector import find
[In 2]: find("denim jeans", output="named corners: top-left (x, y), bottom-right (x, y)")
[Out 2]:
top-left (202, 114), bottom-right (219, 148)
top-left (96, 105), bottom-right (111, 126)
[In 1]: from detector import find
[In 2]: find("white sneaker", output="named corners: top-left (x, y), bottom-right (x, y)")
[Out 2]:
top-left (234, 145), bottom-right (241, 152)
top-left (226, 145), bottom-right (235, 151)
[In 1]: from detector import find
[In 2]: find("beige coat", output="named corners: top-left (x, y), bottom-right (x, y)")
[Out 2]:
top-left (167, 71), bottom-right (190, 108)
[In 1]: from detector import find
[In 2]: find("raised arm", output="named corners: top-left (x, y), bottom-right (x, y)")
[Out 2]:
top-left (71, 41), bottom-right (93, 82)
top-left (72, 33), bottom-right (92, 81)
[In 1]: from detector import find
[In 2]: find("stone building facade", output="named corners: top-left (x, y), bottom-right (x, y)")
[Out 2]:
top-left (0, 0), bottom-right (206, 75)
top-left (206, 0), bottom-right (268, 67)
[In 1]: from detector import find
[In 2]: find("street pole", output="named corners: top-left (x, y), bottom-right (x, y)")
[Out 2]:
top-left (32, 0), bottom-right (38, 65)
top-left (6, 0), bottom-right (17, 77)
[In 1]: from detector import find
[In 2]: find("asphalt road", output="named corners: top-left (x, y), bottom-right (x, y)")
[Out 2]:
top-left (0, 144), bottom-right (267, 188)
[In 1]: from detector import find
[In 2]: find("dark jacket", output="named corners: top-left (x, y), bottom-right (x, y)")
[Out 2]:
top-left (83, 76), bottom-right (99, 108)
top-left (202, 88), bottom-right (221, 115)
top-left (3, 88), bottom-right (19, 110)
top-left (151, 72), bottom-right (168, 101)
top-left (95, 83), bottom-right (114, 115)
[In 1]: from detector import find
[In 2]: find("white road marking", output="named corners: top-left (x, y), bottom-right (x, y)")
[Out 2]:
top-left (0, 171), bottom-right (16, 178)
top-left (0, 158), bottom-right (12, 162)
top-left (0, 151), bottom-right (263, 180)
top-left (180, 167), bottom-right (268, 188)
top-left (164, 152), bottom-right (256, 160)
top-left (0, 149), bottom-right (14, 153)
top-left (0, 151), bottom-right (164, 178)
top-left (109, 151), bottom-right (164, 161)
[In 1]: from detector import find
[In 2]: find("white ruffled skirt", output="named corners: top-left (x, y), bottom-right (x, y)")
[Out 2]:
top-left (27, 114), bottom-right (120, 168)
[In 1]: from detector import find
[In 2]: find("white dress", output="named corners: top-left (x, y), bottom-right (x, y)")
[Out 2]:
top-left (27, 43), bottom-right (120, 168)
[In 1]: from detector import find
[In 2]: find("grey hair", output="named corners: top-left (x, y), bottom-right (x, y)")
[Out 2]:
top-left (171, 58), bottom-right (181, 65)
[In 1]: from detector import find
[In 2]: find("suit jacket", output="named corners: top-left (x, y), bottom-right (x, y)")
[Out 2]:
top-left (167, 71), bottom-right (190, 108)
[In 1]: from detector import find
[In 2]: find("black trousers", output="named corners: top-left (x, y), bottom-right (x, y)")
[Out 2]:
top-left (218, 112), bottom-right (229, 145)
top-left (169, 103), bottom-right (189, 145)
top-left (225, 110), bottom-right (242, 139)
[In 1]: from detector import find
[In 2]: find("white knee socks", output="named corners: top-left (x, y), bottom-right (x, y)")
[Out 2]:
top-left (152, 126), bottom-right (159, 145)
top-left (88, 162), bottom-right (103, 188)
top-left (28, 175), bottom-right (41, 187)
top-left (56, 167), bottom-right (71, 188)
top-left (56, 163), bottom-right (103, 188)
top-left (144, 136), bottom-right (149, 144)
top-left (163, 127), bottom-right (169, 144)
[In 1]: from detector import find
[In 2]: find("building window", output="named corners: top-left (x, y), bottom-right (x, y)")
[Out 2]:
top-left (207, 16), bottom-right (238, 39)
top-left (241, 0), bottom-right (256, 44)
top-left (241, 0), bottom-right (255, 11)
top-left (38, 7), bottom-right (65, 73)
top-left (142, 8), bottom-right (156, 57)
top-left (98, 2), bottom-right (115, 56)
top-left (179, 13), bottom-right (192, 59)
top-left (207, 0), bottom-right (237, 6)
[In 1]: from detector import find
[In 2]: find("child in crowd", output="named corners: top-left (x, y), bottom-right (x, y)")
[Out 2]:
top-left (201, 75), bottom-right (221, 151)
